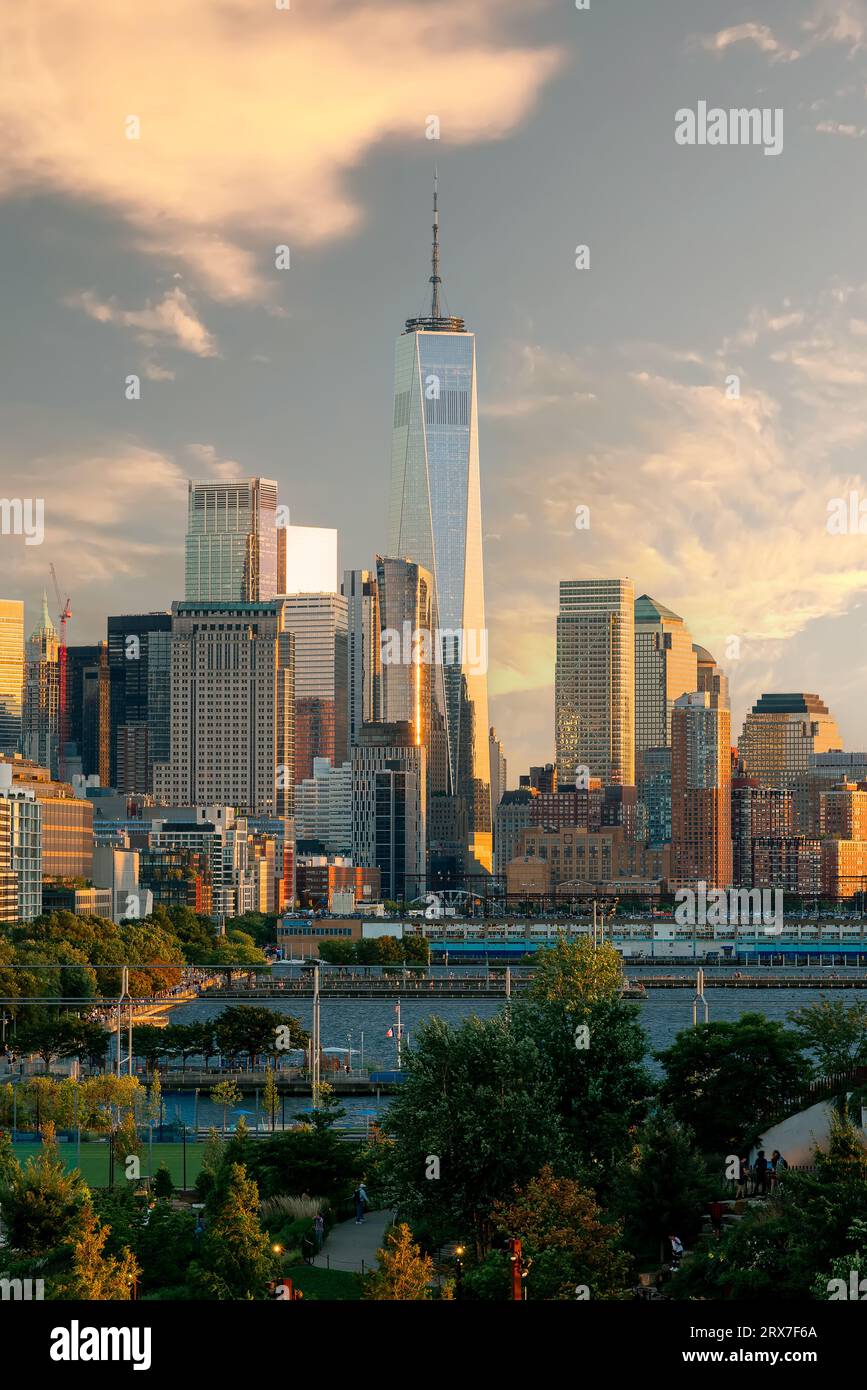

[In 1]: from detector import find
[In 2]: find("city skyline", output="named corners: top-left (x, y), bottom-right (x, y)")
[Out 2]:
top-left (6, 1), bottom-right (867, 777)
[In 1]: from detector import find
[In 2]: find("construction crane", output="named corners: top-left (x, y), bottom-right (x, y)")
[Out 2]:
top-left (49, 564), bottom-right (72, 779)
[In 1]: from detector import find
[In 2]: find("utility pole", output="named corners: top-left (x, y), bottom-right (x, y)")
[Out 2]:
top-left (692, 967), bottom-right (708, 1026)
top-left (311, 962), bottom-right (320, 1108)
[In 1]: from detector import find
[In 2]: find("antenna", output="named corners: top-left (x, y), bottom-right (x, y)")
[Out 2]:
top-left (430, 166), bottom-right (441, 319)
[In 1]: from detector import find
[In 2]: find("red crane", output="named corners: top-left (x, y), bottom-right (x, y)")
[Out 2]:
top-left (49, 564), bottom-right (72, 779)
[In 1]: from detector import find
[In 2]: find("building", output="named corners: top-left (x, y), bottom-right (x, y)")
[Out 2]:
top-left (295, 858), bottom-right (380, 912)
top-left (634, 595), bottom-right (697, 754)
top-left (521, 764), bottom-right (558, 794)
top-left (819, 780), bottom-right (867, 840)
top-left (65, 643), bottom-right (107, 781)
top-left (555, 578), bottom-right (635, 786)
top-left (1, 756), bottom-right (92, 880)
top-left (276, 915), bottom-right (364, 960)
top-left (530, 780), bottom-right (603, 834)
top-left (294, 757), bottom-right (352, 855)
top-left (386, 179), bottom-right (492, 873)
top-left (738, 693), bottom-right (842, 830)
top-left (23, 595), bottom-right (59, 778)
top-left (342, 568), bottom-right (380, 745)
top-left (41, 885), bottom-right (113, 918)
top-left (280, 593), bottom-right (348, 784)
top-left (352, 722), bottom-right (426, 902)
top-left (279, 526), bottom-right (338, 596)
top-left (0, 764), bottom-right (41, 921)
top-left (507, 825), bottom-right (668, 898)
top-left (731, 777), bottom-right (794, 888)
top-left (185, 477), bottom-right (279, 603)
top-left (150, 807), bottom-right (254, 922)
top-left (0, 600), bottom-right (24, 755)
top-left (693, 644), bottom-right (729, 710)
top-left (637, 747), bottom-right (672, 847)
top-left (92, 842), bottom-right (152, 924)
top-left (796, 751), bottom-right (867, 836)
top-left (671, 691), bottom-right (732, 889)
top-left (489, 728), bottom-right (507, 818)
top-left (820, 839), bottom-right (867, 900)
top-left (153, 601), bottom-right (295, 817)
top-left (493, 788), bottom-right (538, 878)
top-left (106, 614), bottom-right (172, 793)
top-left (752, 836), bottom-right (822, 896)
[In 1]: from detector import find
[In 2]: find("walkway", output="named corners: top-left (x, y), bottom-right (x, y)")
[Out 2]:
top-left (313, 1209), bottom-right (394, 1275)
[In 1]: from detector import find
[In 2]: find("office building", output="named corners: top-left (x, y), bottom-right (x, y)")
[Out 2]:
top-left (694, 644), bottom-right (729, 710)
top-left (489, 728), bottom-right (507, 818)
top-left (0, 600), bottom-right (24, 755)
top-left (555, 578), bottom-right (635, 786)
top-left (153, 601), bottom-right (295, 817)
top-left (671, 691), bottom-right (732, 888)
top-left (342, 568), bottom-right (380, 744)
top-left (23, 595), bottom-right (59, 777)
top-left (106, 614), bottom-right (173, 793)
top-left (0, 763), bottom-right (41, 921)
top-left (731, 777), bottom-right (794, 888)
top-left (185, 477), bottom-right (279, 603)
top-left (280, 526), bottom-right (338, 595)
top-left (281, 593), bottom-right (348, 783)
top-left (738, 694), bottom-right (841, 830)
top-left (1, 756), bottom-right (92, 879)
top-left (352, 722), bottom-right (426, 902)
top-left (386, 179), bottom-right (492, 872)
top-left (637, 747), bottom-right (672, 847)
top-left (494, 788), bottom-right (538, 878)
top-left (634, 595), bottom-right (697, 754)
top-left (294, 757), bottom-right (352, 855)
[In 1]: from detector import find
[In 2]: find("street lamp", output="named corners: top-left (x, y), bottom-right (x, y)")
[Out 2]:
top-left (454, 1245), bottom-right (465, 1300)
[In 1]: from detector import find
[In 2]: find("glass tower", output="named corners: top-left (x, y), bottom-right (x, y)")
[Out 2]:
top-left (387, 178), bottom-right (492, 873)
top-left (0, 600), bottom-right (24, 754)
top-left (185, 478), bottom-right (278, 603)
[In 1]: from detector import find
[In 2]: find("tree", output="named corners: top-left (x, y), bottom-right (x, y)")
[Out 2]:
top-left (153, 1164), bottom-right (174, 1199)
top-left (262, 1066), bottom-right (279, 1133)
top-left (190, 1163), bottom-right (276, 1300)
top-left (132, 1025), bottom-right (167, 1073)
top-left (211, 1079), bottom-right (242, 1134)
top-left (363, 1223), bottom-right (432, 1300)
top-left (656, 1013), bottom-right (809, 1152)
top-left (612, 1108), bottom-right (716, 1264)
top-left (513, 991), bottom-right (652, 1180)
top-left (0, 1128), bottom-right (90, 1257)
top-left (492, 1165), bottom-right (629, 1300)
top-left (527, 937), bottom-right (623, 1017)
top-left (787, 999), bottom-right (867, 1075)
top-left (52, 1207), bottom-right (140, 1301)
top-left (214, 1006), bottom-right (306, 1068)
top-left (380, 1015), bottom-right (566, 1257)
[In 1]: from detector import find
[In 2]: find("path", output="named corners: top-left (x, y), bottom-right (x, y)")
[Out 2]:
top-left (313, 1209), bottom-right (394, 1274)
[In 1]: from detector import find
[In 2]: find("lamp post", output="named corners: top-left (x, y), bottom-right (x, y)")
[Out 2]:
top-left (454, 1245), bottom-right (465, 1300)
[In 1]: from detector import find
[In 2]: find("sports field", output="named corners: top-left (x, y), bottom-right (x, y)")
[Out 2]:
top-left (9, 1141), bottom-right (206, 1189)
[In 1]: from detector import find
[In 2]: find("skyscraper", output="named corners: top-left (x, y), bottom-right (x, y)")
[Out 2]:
top-left (352, 721), bottom-right (426, 902)
top-left (342, 568), bottom-right (380, 744)
top-left (634, 595), bottom-right (697, 754)
top-left (0, 600), bottom-right (24, 755)
top-left (23, 594), bottom-right (59, 777)
top-left (107, 614), bottom-right (173, 793)
top-left (153, 601), bottom-right (295, 816)
top-left (738, 693), bottom-right (841, 830)
top-left (281, 593), bottom-right (348, 783)
top-left (489, 727), bottom-right (507, 815)
top-left (555, 578), bottom-right (635, 786)
top-left (671, 690), bottom-right (732, 888)
top-left (386, 178), bottom-right (492, 873)
top-left (185, 478), bottom-right (279, 603)
top-left (693, 644), bottom-right (729, 710)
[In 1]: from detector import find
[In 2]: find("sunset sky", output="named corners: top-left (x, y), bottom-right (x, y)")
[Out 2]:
top-left (3, 0), bottom-right (867, 778)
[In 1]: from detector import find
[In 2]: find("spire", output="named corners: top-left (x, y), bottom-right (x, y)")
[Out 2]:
top-left (430, 165), bottom-right (441, 319)
top-left (40, 590), bottom-right (53, 632)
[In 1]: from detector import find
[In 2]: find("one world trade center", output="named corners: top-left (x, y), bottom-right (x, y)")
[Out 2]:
top-left (387, 176), bottom-right (492, 876)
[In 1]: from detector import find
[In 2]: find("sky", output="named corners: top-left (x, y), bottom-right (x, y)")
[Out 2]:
top-left (3, 0), bottom-right (867, 781)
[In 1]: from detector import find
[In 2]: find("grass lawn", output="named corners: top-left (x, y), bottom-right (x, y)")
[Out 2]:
top-left (284, 1265), bottom-right (363, 1301)
top-left (10, 1141), bottom-right (205, 1189)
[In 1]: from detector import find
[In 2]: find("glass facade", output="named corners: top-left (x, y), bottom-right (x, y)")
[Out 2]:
top-left (388, 326), bottom-right (491, 871)
top-left (185, 478), bottom-right (278, 603)
top-left (0, 600), bottom-right (24, 755)
top-left (556, 579), bottom-right (635, 786)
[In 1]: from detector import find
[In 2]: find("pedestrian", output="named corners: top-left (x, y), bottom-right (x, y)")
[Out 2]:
top-left (353, 1182), bottom-right (368, 1224)
top-left (770, 1149), bottom-right (788, 1190)
top-left (735, 1156), bottom-right (749, 1200)
top-left (709, 1199), bottom-right (724, 1240)
top-left (313, 1212), bottom-right (324, 1251)
top-left (668, 1233), bottom-right (684, 1267)
top-left (754, 1150), bottom-right (769, 1196)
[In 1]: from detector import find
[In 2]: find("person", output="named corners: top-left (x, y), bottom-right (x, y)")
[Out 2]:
top-left (194, 1214), bottom-right (206, 1238)
top-left (668, 1233), bottom-right (684, 1266)
top-left (754, 1150), bottom-right (769, 1196)
top-left (353, 1184), bottom-right (367, 1224)
top-left (736, 1156), bottom-right (749, 1200)
top-left (770, 1150), bottom-right (788, 1190)
top-left (313, 1213), bottom-right (324, 1251)
top-left (709, 1200), bottom-right (724, 1240)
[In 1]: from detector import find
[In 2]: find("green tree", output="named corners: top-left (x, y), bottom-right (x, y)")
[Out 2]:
top-left (787, 999), bottom-right (867, 1075)
top-left (363, 1223), bottom-right (432, 1300)
top-left (527, 937), bottom-right (623, 1017)
top-left (656, 1013), bottom-right (809, 1152)
top-left (190, 1163), bottom-right (276, 1300)
top-left (214, 1005), bottom-right (305, 1068)
top-left (211, 1079), bottom-right (242, 1134)
top-left (262, 1066), bottom-right (279, 1133)
top-left (153, 1164), bottom-right (174, 1199)
top-left (52, 1207), bottom-right (140, 1301)
top-left (380, 1015), bottom-right (566, 1257)
top-left (612, 1108), bottom-right (716, 1264)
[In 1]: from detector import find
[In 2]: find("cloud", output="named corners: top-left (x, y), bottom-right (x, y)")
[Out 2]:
top-left (816, 119), bottom-right (867, 136)
top-left (67, 288), bottom-right (219, 357)
top-left (692, 22), bottom-right (800, 62)
top-left (0, 0), bottom-right (564, 301)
